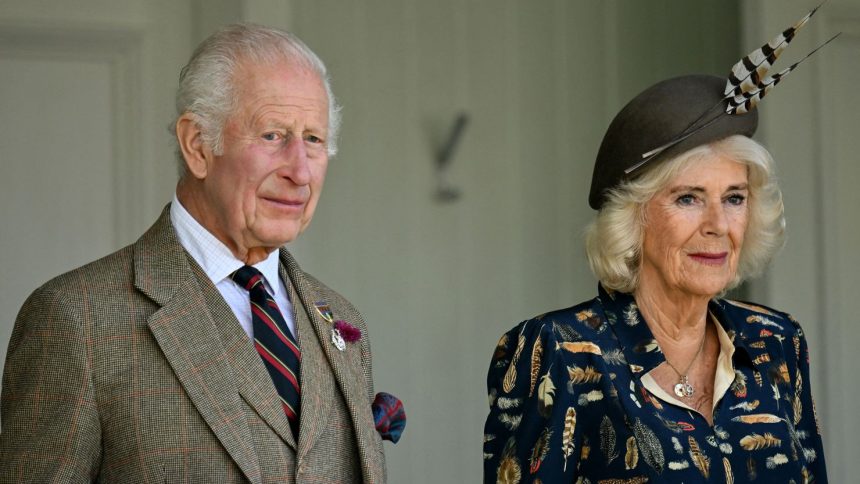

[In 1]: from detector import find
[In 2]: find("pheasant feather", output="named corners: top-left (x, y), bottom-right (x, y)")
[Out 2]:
top-left (561, 407), bottom-right (577, 471)
top-left (635, 2), bottom-right (839, 168)
top-left (529, 333), bottom-right (544, 397)
top-left (724, 457), bottom-right (734, 484)
top-left (688, 435), bottom-right (710, 479)
top-left (726, 34), bottom-right (840, 115)
top-left (724, 2), bottom-right (823, 97)
top-left (503, 329), bottom-right (527, 393)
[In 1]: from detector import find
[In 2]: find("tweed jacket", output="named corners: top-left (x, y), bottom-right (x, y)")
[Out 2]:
top-left (0, 206), bottom-right (386, 483)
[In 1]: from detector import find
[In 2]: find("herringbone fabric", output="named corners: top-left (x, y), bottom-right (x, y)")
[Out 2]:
top-left (231, 265), bottom-right (301, 438)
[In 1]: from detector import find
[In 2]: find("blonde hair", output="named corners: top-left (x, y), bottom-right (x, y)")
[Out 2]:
top-left (585, 135), bottom-right (785, 293)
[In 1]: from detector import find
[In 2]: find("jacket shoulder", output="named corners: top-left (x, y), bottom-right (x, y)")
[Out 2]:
top-left (27, 244), bottom-right (136, 304)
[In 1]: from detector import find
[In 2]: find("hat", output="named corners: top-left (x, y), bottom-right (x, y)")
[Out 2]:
top-left (588, 75), bottom-right (757, 210)
top-left (587, 3), bottom-right (838, 210)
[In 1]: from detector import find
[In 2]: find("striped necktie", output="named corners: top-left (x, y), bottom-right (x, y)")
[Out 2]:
top-left (231, 265), bottom-right (301, 438)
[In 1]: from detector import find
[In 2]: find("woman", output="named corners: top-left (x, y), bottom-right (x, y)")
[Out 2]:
top-left (483, 74), bottom-right (827, 483)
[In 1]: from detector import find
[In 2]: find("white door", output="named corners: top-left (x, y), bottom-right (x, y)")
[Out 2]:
top-left (0, 1), bottom-right (191, 397)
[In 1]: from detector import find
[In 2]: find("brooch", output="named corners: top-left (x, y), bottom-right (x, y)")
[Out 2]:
top-left (314, 301), bottom-right (361, 351)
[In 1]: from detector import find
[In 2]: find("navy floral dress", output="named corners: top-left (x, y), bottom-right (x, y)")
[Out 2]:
top-left (483, 285), bottom-right (826, 483)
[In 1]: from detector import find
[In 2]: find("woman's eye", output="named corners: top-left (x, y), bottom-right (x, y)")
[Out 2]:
top-left (676, 194), bottom-right (696, 206)
top-left (726, 194), bottom-right (747, 206)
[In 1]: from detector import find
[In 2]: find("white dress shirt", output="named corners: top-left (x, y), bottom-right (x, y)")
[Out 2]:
top-left (169, 195), bottom-right (297, 339)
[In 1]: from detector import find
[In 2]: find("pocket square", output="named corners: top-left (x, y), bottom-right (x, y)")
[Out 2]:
top-left (372, 392), bottom-right (405, 444)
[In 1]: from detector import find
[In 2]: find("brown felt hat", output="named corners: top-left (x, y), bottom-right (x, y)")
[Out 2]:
top-left (588, 74), bottom-right (758, 210)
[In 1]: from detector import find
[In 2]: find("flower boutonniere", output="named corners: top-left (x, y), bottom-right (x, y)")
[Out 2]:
top-left (314, 301), bottom-right (362, 351)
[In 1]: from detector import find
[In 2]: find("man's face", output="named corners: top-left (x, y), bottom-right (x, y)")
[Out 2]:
top-left (198, 60), bottom-right (330, 254)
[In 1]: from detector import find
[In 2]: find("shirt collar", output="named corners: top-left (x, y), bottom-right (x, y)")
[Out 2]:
top-left (170, 195), bottom-right (282, 289)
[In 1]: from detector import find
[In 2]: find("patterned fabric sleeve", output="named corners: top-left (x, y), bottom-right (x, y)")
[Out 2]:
top-left (0, 285), bottom-right (102, 481)
top-left (484, 320), bottom-right (581, 483)
top-left (789, 316), bottom-right (828, 480)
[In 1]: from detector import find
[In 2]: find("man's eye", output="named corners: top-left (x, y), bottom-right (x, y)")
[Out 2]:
top-left (262, 132), bottom-right (279, 141)
top-left (306, 135), bottom-right (323, 144)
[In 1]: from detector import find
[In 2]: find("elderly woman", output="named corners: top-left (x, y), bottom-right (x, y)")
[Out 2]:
top-left (483, 73), bottom-right (827, 483)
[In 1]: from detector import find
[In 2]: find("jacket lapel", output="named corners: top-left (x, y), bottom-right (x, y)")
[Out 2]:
top-left (134, 207), bottom-right (264, 483)
top-left (191, 262), bottom-right (298, 450)
top-left (286, 280), bottom-right (334, 459)
top-left (280, 249), bottom-right (383, 482)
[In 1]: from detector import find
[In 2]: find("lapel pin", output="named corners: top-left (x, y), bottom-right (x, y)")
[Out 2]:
top-left (331, 327), bottom-right (347, 351)
top-left (314, 301), bottom-right (334, 322)
top-left (315, 301), bottom-right (362, 351)
top-left (331, 320), bottom-right (361, 352)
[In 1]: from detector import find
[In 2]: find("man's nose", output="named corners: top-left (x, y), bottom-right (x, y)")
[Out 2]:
top-left (278, 137), bottom-right (311, 185)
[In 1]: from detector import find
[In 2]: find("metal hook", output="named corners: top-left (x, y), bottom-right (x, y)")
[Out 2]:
top-left (434, 112), bottom-right (469, 202)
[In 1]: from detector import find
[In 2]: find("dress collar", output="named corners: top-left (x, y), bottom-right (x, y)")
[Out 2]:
top-left (597, 284), bottom-right (754, 377)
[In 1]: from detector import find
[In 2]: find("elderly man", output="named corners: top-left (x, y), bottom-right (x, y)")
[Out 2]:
top-left (0, 24), bottom-right (394, 482)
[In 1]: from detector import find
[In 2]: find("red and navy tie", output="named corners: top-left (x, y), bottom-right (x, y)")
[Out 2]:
top-left (231, 265), bottom-right (301, 438)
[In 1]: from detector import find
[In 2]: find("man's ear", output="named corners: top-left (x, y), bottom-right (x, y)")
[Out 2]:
top-left (175, 113), bottom-right (213, 179)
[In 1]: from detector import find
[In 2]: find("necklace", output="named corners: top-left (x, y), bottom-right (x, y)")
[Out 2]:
top-left (664, 323), bottom-right (708, 398)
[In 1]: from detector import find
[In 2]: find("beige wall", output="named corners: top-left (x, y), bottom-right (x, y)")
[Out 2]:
top-left (284, 1), bottom-right (742, 481)
top-left (743, 2), bottom-right (860, 482)
top-left (1, 0), bottom-right (857, 482)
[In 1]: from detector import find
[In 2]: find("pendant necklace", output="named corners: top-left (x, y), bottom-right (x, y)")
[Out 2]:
top-left (664, 324), bottom-right (708, 398)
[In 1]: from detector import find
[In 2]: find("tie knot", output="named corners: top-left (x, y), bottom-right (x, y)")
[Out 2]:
top-left (231, 265), bottom-right (265, 291)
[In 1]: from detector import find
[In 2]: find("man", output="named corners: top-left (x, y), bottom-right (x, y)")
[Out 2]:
top-left (0, 24), bottom-right (391, 482)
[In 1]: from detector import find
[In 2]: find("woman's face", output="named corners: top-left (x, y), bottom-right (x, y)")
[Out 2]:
top-left (639, 154), bottom-right (749, 300)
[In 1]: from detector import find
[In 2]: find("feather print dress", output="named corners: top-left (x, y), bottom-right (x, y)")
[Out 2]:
top-left (483, 285), bottom-right (826, 483)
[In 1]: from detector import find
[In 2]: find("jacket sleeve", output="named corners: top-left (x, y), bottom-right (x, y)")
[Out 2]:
top-left (483, 320), bottom-right (580, 483)
top-left (788, 316), bottom-right (828, 481)
top-left (0, 285), bottom-right (102, 483)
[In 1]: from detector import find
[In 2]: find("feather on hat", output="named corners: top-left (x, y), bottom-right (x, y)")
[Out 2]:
top-left (588, 2), bottom-right (839, 210)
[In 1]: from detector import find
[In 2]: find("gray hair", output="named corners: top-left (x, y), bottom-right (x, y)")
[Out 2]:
top-left (585, 135), bottom-right (785, 294)
top-left (171, 23), bottom-right (342, 175)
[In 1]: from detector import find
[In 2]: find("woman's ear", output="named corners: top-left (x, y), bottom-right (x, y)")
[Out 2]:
top-left (175, 113), bottom-right (213, 179)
